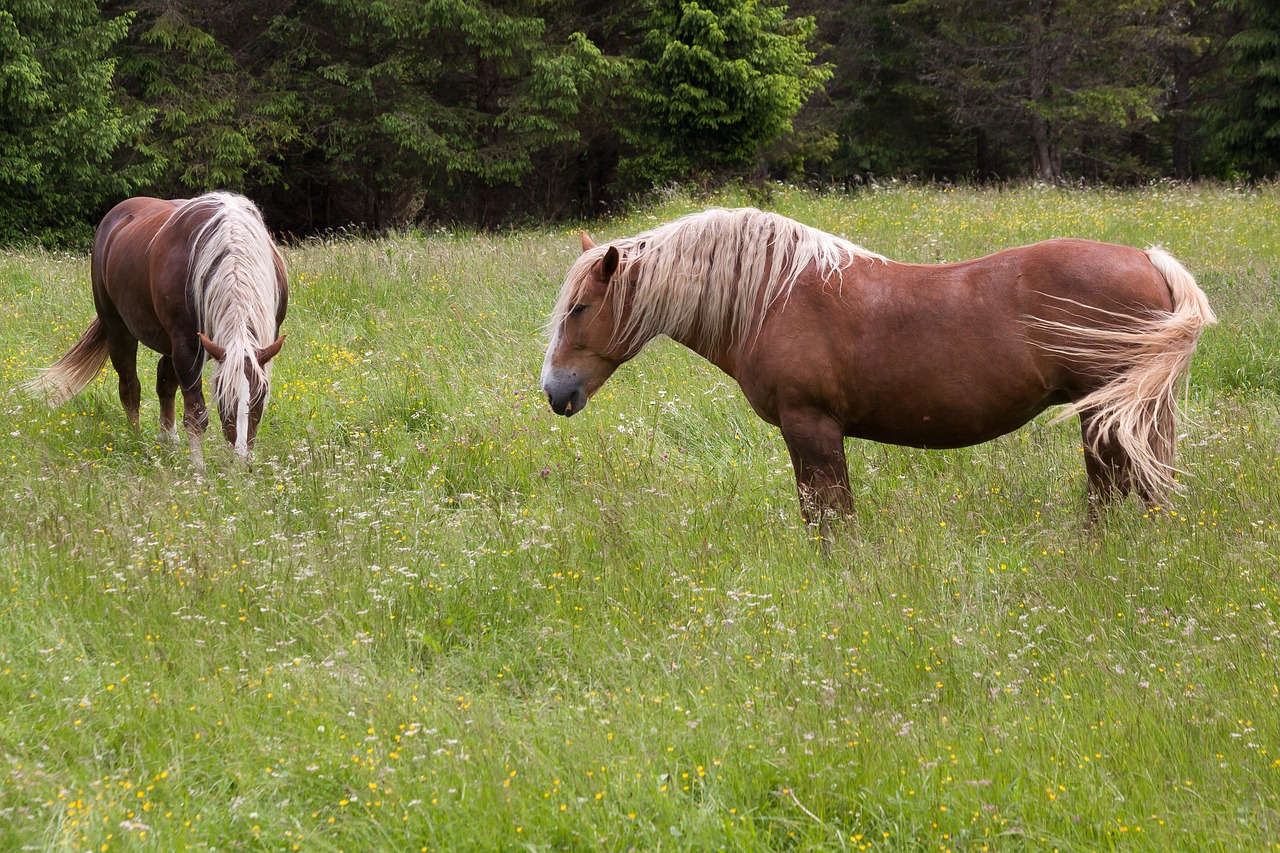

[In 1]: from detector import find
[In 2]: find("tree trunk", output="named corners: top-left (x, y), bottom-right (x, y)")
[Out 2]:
top-left (475, 51), bottom-right (501, 227)
top-left (1031, 115), bottom-right (1058, 181)
top-left (1171, 35), bottom-right (1193, 179)
top-left (1027, 0), bottom-right (1060, 182)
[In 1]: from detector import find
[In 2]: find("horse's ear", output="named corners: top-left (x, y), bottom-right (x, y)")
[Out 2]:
top-left (256, 334), bottom-right (287, 367)
top-left (601, 246), bottom-right (619, 283)
top-left (198, 332), bottom-right (226, 362)
top-left (580, 231), bottom-right (595, 252)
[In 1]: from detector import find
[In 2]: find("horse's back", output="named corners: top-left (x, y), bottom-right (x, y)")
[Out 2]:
top-left (927, 238), bottom-right (1179, 390)
top-left (886, 238), bottom-right (1168, 312)
top-left (886, 238), bottom-right (1174, 349)
top-left (95, 197), bottom-right (182, 247)
top-left (94, 197), bottom-right (185, 280)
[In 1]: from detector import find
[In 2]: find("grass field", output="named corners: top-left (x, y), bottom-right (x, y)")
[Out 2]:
top-left (1, 183), bottom-right (1277, 851)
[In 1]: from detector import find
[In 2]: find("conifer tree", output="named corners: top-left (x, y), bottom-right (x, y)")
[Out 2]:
top-left (1213, 0), bottom-right (1280, 175)
top-left (0, 0), bottom-right (152, 245)
top-left (618, 0), bottom-right (828, 188)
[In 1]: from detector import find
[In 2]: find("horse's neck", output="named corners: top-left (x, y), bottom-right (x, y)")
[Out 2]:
top-left (665, 322), bottom-right (740, 380)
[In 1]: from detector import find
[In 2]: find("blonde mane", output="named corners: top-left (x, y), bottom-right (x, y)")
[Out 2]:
top-left (176, 192), bottom-right (283, 450)
top-left (552, 207), bottom-right (884, 352)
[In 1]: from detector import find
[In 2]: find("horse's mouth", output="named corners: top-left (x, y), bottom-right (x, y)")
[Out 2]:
top-left (550, 398), bottom-right (579, 417)
top-left (547, 387), bottom-right (586, 417)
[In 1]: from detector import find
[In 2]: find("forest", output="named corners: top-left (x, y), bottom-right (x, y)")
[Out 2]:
top-left (3, 0), bottom-right (1279, 245)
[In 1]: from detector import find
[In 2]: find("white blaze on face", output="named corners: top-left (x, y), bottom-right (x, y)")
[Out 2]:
top-left (541, 325), bottom-right (560, 390)
top-left (235, 369), bottom-right (250, 458)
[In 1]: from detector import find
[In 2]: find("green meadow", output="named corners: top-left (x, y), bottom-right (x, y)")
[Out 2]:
top-left (1, 183), bottom-right (1277, 851)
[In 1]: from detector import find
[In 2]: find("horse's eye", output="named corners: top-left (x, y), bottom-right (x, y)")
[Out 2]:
top-left (568, 304), bottom-right (589, 317)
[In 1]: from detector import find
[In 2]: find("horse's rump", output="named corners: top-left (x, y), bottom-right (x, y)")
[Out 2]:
top-left (1028, 245), bottom-right (1217, 497)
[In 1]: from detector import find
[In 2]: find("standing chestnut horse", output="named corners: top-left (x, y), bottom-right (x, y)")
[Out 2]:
top-left (541, 208), bottom-right (1216, 523)
top-left (21, 192), bottom-right (288, 467)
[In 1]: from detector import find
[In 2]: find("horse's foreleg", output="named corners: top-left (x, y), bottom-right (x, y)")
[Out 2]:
top-left (780, 410), bottom-right (852, 529)
top-left (106, 336), bottom-right (141, 432)
top-left (171, 348), bottom-right (210, 471)
top-left (179, 382), bottom-right (210, 471)
top-left (167, 337), bottom-right (212, 470)
top-left (157, 356), bottom-right (180, 444)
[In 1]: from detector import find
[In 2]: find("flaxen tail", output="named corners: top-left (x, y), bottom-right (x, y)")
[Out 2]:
top-left (18, 318), bottom-right (110, 407)
top-left (1044, 248), bottom-right (1217, 500)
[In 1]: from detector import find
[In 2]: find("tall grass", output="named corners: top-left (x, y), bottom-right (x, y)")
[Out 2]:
top-left (1, 183), bottom-right (1277, 851)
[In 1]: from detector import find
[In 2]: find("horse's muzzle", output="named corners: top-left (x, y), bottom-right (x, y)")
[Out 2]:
top-left (544, 381), bottom-right (587, 417)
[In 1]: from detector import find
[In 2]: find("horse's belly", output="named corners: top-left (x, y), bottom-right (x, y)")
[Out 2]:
top-left (848, 421), bottom-right (1027, 450)
top-left (843, 394), bottom-right (1060, 449)
top-left (111, 302), bottom-right (172, 355)
top-left (97, 266), bottom-right (175, 355)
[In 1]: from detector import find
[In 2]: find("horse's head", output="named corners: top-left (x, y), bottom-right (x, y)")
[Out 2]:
top-left (542, 232), bottom-right (645, 417)
top-left (199, 332), bottom-right (286, 458)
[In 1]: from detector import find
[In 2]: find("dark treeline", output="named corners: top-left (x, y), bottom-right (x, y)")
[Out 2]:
top-left (2, 0), bottom-right (1278, 246)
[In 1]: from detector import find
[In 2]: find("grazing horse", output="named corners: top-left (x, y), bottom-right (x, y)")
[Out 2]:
top-left (541, 207), bottom-right (1216, 524)
top-left (21, 192), bottom-right (288, 467)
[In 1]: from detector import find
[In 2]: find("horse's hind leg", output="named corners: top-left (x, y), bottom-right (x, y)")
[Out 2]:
top-left (1079, 410), bottom-right (1135, 522)
top-left (1079, 403), bottom-right (1176, 521)
top-left (157, 355), bottom-right (180, 444)
top-left (1133, 402), bottom-right (1176, 506)
top-left (105, 334), bottom-right (141, 433)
